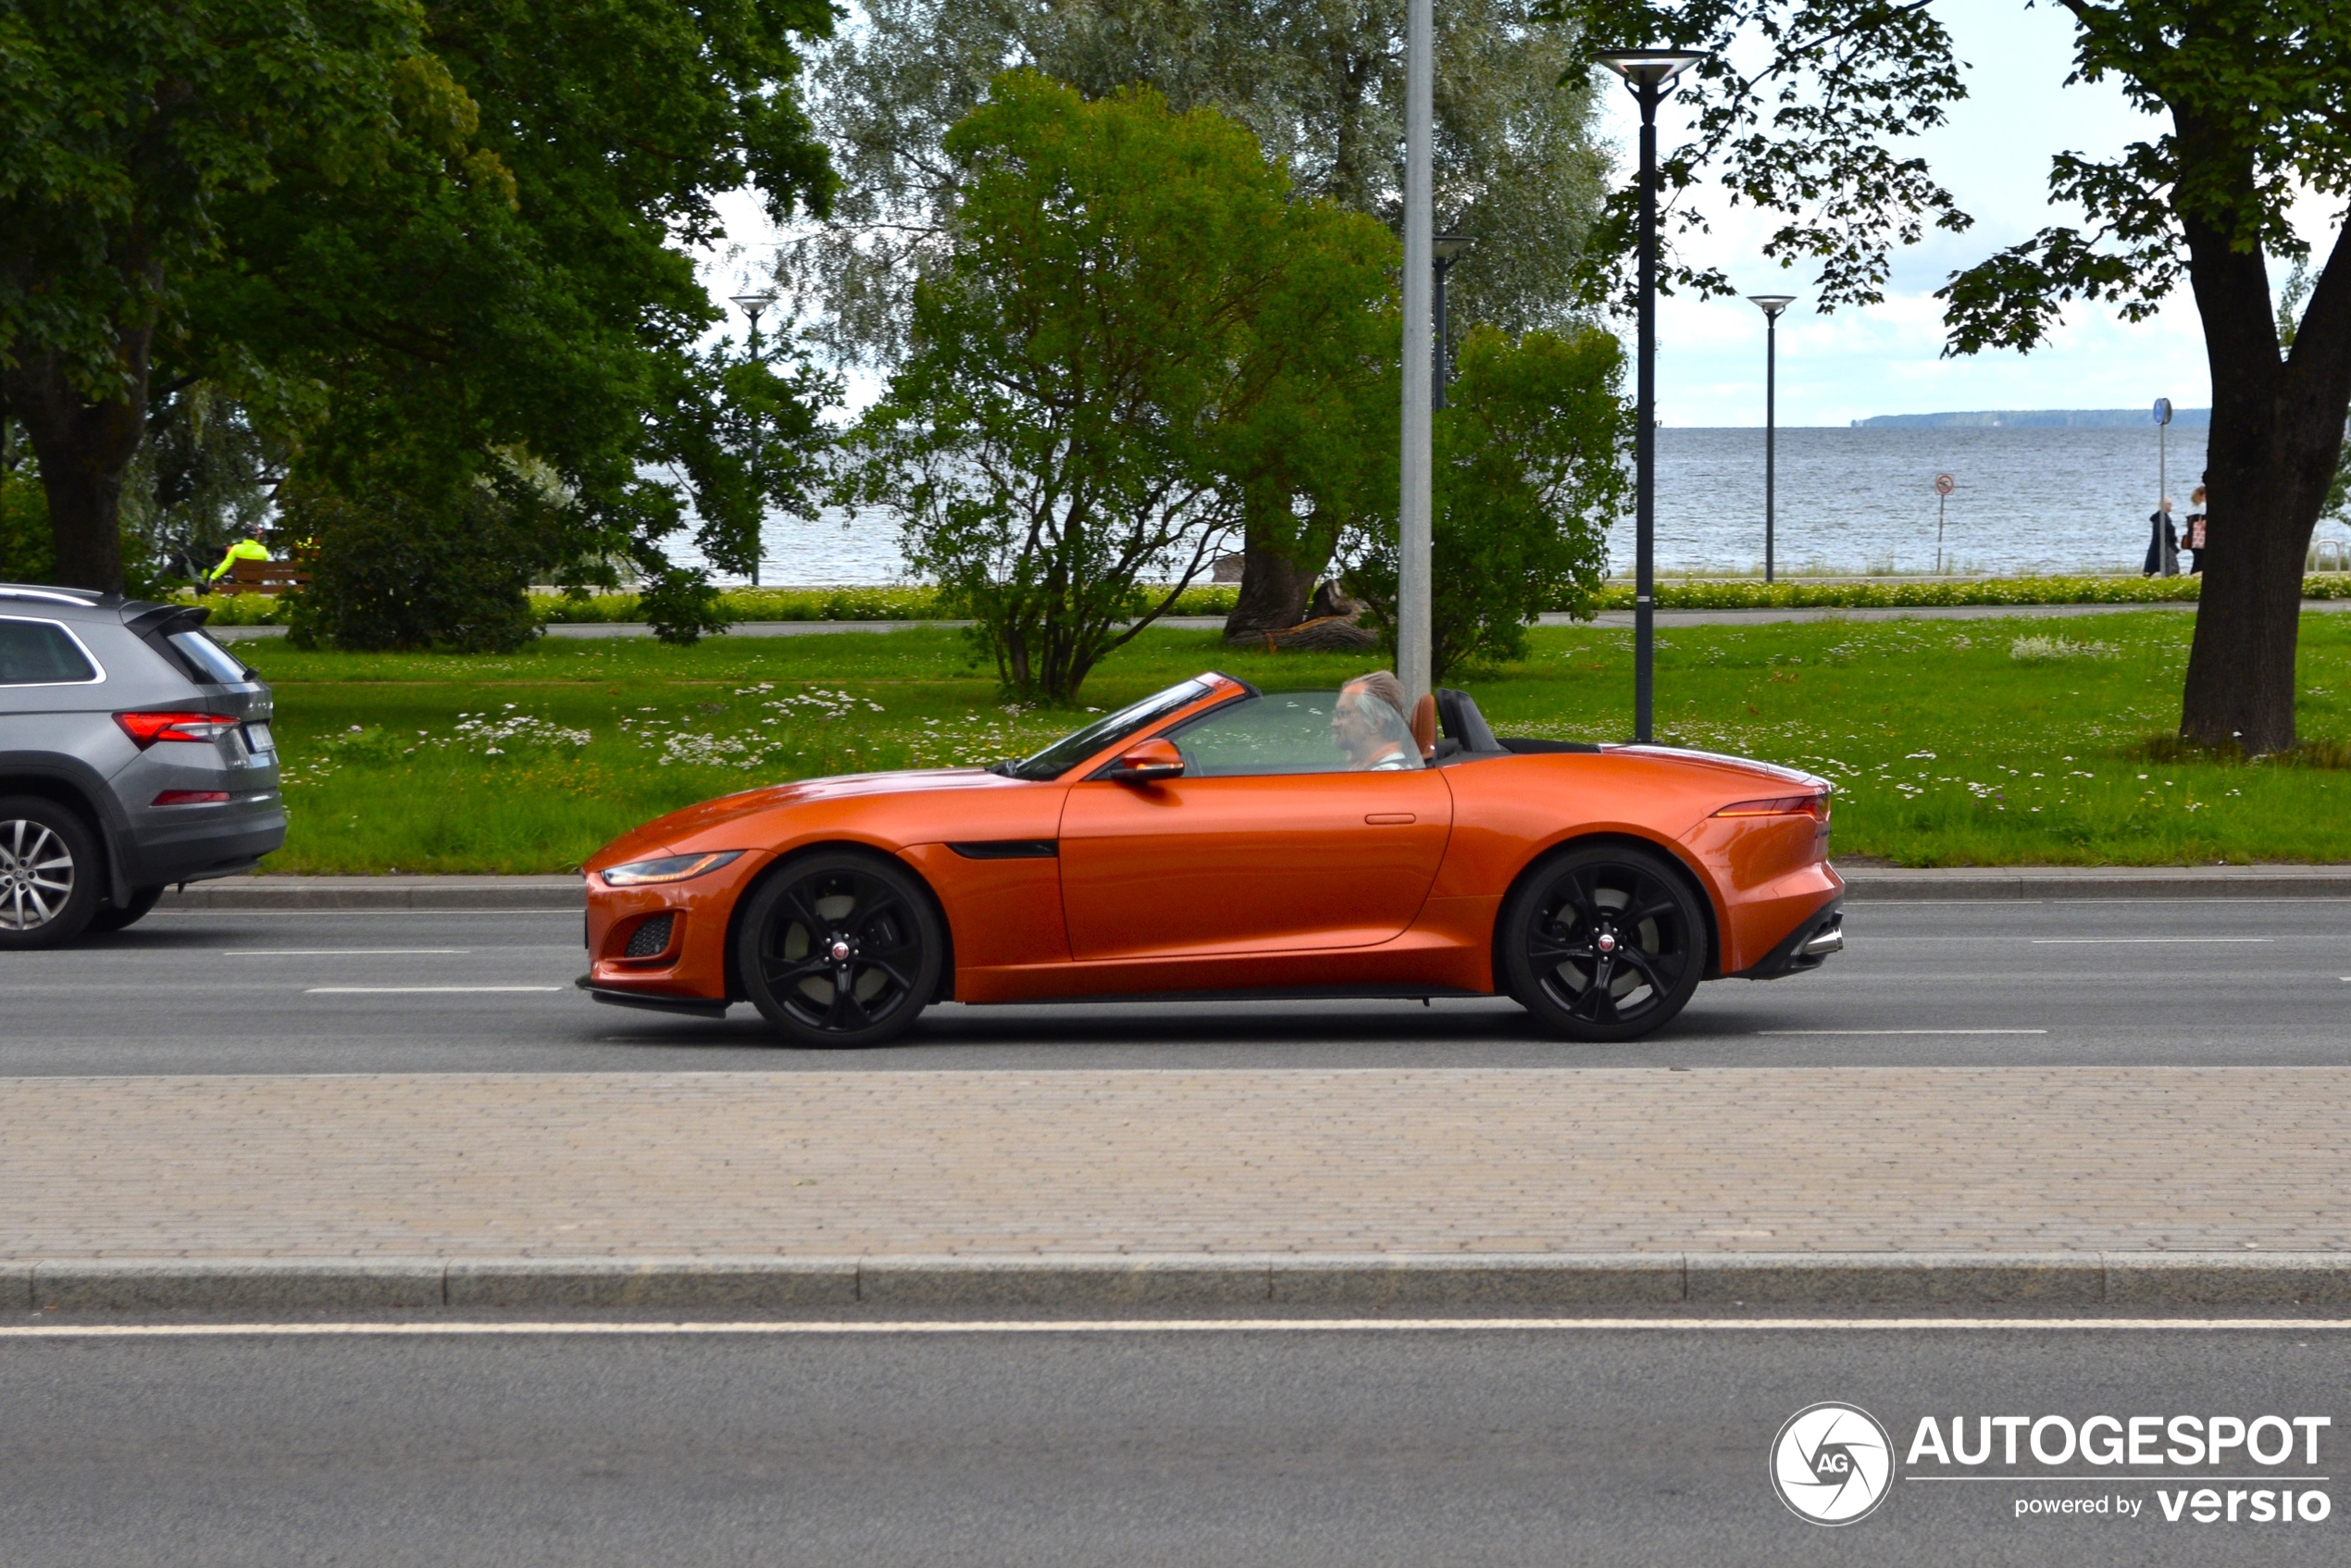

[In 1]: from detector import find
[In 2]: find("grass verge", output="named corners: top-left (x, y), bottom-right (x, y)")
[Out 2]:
top-left (240, 610), bottom-right (2351, 873)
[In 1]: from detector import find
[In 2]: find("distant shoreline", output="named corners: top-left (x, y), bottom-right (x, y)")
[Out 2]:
top-left (1848, 408), bottom-right (2210, 429)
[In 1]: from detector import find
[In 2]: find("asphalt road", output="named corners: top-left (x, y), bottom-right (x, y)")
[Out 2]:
top-left (1, 1321), bottom-right (2342, 1565)
top-left (3, 897), bottom-right (2347, 1074)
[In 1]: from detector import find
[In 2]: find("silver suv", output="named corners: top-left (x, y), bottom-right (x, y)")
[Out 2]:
top-left (0, 584), bottom-right (285, 947)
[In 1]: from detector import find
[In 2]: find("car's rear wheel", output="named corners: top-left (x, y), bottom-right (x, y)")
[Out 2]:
top-left (1501, 843), bottom-right (1707, 1042)
top-left (0, 798), bottom-right (101, 950)
top-left (737, 851), bottom-right (942, 1048)
top-left (88, 883), bottom-right (166, 934)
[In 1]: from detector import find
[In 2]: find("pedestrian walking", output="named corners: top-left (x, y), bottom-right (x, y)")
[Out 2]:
top-left (2184, 483), bottom-right (2208, 574)
top-left (2144, 497), bottom-right (2179, 577)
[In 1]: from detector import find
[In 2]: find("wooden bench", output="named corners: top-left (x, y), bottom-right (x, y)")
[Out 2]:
top-left (211, 558), bottom-right (310, 597)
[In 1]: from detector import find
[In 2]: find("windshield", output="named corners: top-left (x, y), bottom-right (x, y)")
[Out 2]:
top-left (1001, 678), bottom-right (1213, 780)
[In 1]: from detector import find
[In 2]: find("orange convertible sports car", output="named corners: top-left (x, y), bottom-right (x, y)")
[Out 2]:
top-left (578, 673), bottom-right (1844, 1046)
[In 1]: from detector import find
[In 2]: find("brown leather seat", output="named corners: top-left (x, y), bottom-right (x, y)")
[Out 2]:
top-left (1409, 692), bottom-right (1437, 759)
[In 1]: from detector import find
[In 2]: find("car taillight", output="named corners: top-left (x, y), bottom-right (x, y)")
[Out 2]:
top-left (116, 711), bottom-right (239, 748)
top-left (153, 790), bottom-right (230, 806)
top-left (1714, 793), bottom-right (1828, 820)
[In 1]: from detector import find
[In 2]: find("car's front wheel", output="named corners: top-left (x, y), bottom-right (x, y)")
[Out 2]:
top-left (1500, 843), bottom-right (1708, 1042)
top-left (737, 851), bottom-right (942, 1048)
top-left (0, 798), bottom-right (101, 950)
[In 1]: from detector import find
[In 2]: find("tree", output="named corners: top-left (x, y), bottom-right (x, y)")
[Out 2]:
top-left (0, 0), bottom-right (479, 590)
top-left (1346, 324), bottom-right (1626, 681)
top-left (637, 338), bottom-right (840, 642)
top-left (205, 0), bottom-right (840, 635)
top-left (1543, 0), bottom-right (2351, 754)
top-left (2, 0), bottom-right (840, 606)
top-left (790, 0), bottom-right (1610, 636)
top-left (843, 73), bottom-right (1397, 700)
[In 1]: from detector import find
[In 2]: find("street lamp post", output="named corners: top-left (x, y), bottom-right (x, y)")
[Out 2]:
top-left (1748, 292), bottom-right (1796, 584)
top-left (1595, 48), bottom-right (1708, 743)
top-left (1399, 0), bottom-right (1435, 704)
top-left (1432, 234), bottom-right (1475, 411)
top-left (730, 291), bottom-right (777, 587)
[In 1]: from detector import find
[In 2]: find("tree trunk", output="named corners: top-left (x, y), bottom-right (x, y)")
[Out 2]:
top-left (2175, 177), bottom-right (2351, 754)
top-left (1223, 541), bottom-right (1319, 642)
top-left (2, 341), bottom-right (153, 594)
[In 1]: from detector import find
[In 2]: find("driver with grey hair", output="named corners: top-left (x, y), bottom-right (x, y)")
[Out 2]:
top-left (1332, 671), bottom-right (1422, 771)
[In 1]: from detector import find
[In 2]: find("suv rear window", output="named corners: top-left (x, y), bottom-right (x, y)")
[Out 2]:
top-left (0, 617), bottom-right (99, 685)
top-left (167, 628), bottom-right (251, 685)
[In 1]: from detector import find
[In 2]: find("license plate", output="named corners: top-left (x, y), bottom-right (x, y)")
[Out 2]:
top-left (243, 722), bottom-right (275, 757)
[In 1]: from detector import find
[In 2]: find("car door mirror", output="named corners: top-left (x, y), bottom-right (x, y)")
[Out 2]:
top-left (1108, 738), bottom-right (1184, 783)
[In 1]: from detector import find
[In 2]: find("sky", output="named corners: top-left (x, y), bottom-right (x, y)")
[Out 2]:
top-left (1596, 0), bottom-right (2213, 428)
top-left (703, 0), bottom-right (2332, 429)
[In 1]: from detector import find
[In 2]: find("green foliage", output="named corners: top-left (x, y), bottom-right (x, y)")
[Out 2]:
top-left (0, 423), bottom-right (51, 580)
top-left (792, 0), bottom-right (1606, 367)
top-left (1349, 326), bottom-right (1628, 680)
top-left (280, 465), bottom-right (565, 653)
top-left (845, 74), bottom-right (1393, 700)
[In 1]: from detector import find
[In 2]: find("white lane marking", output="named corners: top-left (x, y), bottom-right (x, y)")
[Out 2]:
top-left (230, 950), bottom-right (469, 957)
top-left (2032, 938), bottom-right (2273, 944)
top-left (3, 1317), bottom-right (2348, 1339)
top-left (1756, 1029), bottom-right (2048, 1036)
top-left (304, 986), bottom-right (562, 994)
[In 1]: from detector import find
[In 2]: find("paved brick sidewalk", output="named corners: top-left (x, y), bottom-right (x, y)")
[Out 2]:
top-left (6, 1068), bottom-right (2345, 1261)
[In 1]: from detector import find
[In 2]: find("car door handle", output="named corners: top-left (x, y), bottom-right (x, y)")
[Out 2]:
top-left (1363, 813), bottom-right (1416, 825)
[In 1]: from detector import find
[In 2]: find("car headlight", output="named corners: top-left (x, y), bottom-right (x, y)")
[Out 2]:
top-left (599, 851), bottom-right (746, 887)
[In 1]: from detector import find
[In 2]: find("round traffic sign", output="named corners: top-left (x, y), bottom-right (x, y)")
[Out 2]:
top-left (2153, 397), bottom-right (2173, 426)
top-left (1934, 473), bottom-right (1955, 496)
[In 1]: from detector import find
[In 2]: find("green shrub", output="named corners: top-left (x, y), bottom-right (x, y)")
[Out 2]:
top-left (280, 471), bottom-right (558, 653)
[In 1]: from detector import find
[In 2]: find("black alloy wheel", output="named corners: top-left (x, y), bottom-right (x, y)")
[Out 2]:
top-left (1501, 844), bottom-right (1707, 1042)
top-left (87, 884), bottom-right (166, 934)
top-left (0, 797), bottom-right (101, 950)
top-left (737, 851), bottom-right (942, 1048)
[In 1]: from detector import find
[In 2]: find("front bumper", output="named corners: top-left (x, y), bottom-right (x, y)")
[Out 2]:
top-left (1735, 898), bottom-right (1844, 979)
top-left (573, 975), bottom-right (730, 1018)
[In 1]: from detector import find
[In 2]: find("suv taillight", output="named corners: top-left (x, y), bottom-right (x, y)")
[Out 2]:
top-left (116, 711), bottom-right (240, 749)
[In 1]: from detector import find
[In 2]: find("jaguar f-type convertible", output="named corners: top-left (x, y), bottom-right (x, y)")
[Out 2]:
top-left (578, 674), bottom-right (1843, 1046)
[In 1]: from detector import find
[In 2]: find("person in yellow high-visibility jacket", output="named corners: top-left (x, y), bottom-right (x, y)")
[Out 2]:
top-left (206, 536), bottom-right (271, 589)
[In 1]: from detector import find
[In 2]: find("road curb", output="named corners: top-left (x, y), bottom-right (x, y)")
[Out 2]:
top-left (158, 876), bottom-right (584, 912)
top-left (16, 1252), bottom-right (2351, 1315)
top-left (1839, 867), bottom-right (2351, 900)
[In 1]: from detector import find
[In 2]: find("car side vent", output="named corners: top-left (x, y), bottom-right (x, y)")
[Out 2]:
top-left (623, 914), bottom-right (675, 959)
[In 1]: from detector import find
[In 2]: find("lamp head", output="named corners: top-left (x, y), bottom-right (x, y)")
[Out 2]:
top-left (729, 291), bottom-right (777, 317)
top-left (1593, 48), bottom-right (1710, 88)
top-left (1748, 292), bottom-right (1797, 320)
top-left (1431, 233), bottom-right (1477, 264)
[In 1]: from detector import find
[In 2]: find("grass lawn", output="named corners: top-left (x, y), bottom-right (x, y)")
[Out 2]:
top-left (242, 610), bottom-right (2351, 873)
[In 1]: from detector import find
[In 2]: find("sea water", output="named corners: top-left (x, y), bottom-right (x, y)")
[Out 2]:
top-left (703, 423), bottom-right (2320, 586)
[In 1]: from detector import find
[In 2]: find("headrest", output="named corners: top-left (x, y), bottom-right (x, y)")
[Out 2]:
top-left (1409, 692), bottom-right (1437, 759)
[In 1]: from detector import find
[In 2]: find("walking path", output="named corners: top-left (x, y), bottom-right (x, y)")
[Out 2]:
top-left (204, 598), bottom-right (2351, 641)
top-left (9, 1067), bottom-right (2350, 1311)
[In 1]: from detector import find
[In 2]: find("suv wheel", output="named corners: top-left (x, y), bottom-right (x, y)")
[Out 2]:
top-left (0, 798), bottom-right (102, 950)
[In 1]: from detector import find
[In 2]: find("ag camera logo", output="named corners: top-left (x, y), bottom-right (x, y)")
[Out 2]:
top-left (1772, 1402), bottom-right (1896, 1524)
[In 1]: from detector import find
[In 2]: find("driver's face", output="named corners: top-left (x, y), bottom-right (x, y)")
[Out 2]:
top-left (1331, 693), bottom-right (1375, 756)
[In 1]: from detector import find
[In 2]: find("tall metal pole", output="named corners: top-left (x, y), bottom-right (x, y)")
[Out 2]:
top-left (1398, 0), bottom-right (1434, 705)
top-left (732, 291), bottom-right (777, 589)
top-left (1763, 315), bottom-right (1777, 584)
top-left (1632, 79), bottom-right (1659, 742)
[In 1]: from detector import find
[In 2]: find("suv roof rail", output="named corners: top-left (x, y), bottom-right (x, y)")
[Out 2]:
top-left (0, 583), bottom-right (106, 605)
